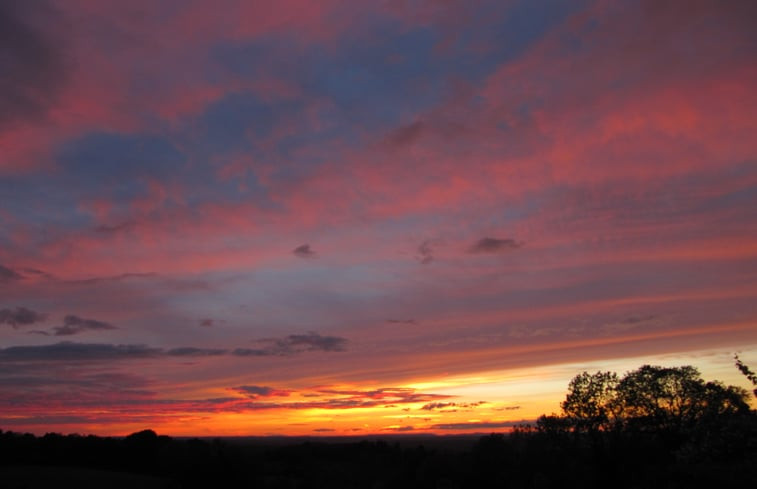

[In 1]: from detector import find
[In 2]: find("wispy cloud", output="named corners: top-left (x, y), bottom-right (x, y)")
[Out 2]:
top-left (0, 0), bottom-right (68, 129)
top-left (51, 315), bottom-right (117, 336)
top-left (93, 221), bottom-right (135, 233)
top-left (431, 420), bottom-right (530, 430)
top-left (386, 120), bottom-right (425, 147)
top-left (0, 333), bottom-right (346, 363)
top-left (64, 273), bottom-right (158, 286)
top-left (0, 342), bottom-right (162, 362)
top-left (0, 306), bottom-right (47, 328)
top-left (230, 385), bottom-right (292, 399)
top-left (468, 237), bottom-right (522, 254)
top-left (420, 401), bottom-right (486, 411)
top-left (233, 332), bottom-right (347, 356)
top-left (199, 318), bottom-right (226, 327)
top-left (0, 265), bottom-right (23, 283)
top-left (416, 240), bottom-right (434, 264)
top-left (165, 347), bottom-right (228, 357)
top-left (293, 244), bottom-right (317, 258)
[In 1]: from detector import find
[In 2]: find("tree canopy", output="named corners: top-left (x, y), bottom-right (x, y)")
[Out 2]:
top-left (540, 364), bottom-right (750, 434)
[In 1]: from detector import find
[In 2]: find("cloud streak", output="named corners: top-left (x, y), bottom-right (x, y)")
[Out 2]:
top-left (230, 385), bottom-right (292, 399)
top-left (51, 315), bottom-right (117, 336)
top-left (468, 237), bottom-right (522, 254)
top-left (293, 244), bottom-right (317, 258)
top-left (416, 240), bottom-right (434, 264)
top-left (420, 401), bottom-right (486, 411)
top-left (233, 332), bottom-right (347, 356)
top-left (431, 420), bottom-right (530, 430)
top-left (0, 0), bottom-right (68, 129)
top-left (0, 306), bottom-right (47, 328)
top-left (0, 265), bottom-right (23, 282)
top-left (0, 333), bottom-right (347, 363)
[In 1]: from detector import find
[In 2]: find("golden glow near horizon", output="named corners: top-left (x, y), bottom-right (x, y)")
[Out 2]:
top-left (10, 344), bottom-right (751, 438)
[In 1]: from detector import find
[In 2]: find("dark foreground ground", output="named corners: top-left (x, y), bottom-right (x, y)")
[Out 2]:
top-left (1, 422), bottom-right (756, 489)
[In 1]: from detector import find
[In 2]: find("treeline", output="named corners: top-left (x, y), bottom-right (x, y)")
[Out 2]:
top-left (1, 363), bottom-right (755, 488)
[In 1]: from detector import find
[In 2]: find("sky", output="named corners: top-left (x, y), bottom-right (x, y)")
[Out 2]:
top-left (1, 0), bottom-right (756, 436)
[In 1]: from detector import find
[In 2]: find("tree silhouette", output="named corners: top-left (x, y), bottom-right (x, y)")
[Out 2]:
top-left (734, 354), bottom-right (757, 398)
top-left (543, 364), bottom-right (750, 435)
top-left (560, 371), bottom-right (619, 432)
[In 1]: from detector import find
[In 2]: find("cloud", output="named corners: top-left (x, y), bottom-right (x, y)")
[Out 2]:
top-left (420, 401), bottom-right (486, 411)
top-left (204, 386), bottom-right (451, 412)
top-left (93, 221), bottom-right (135, 233)
top-left (230, 385), bottom-right (292, 399)
top-left (286, 332), bottom-right (346, 351)
top-left (198, 318), bottom-right (227, 327)
top-left (233, 332), bottom-right (347, 356)
top-left (386, 120), bottom-right (425, 147)
top-left (0, 0), bottom-right (68, 129)
top-left (622, 314), bottom-right (658, 324)
top-left (102, 386), bottom-right (450, 413)
top-left (312, 387), bottom-right (451, 407)
top-left (165, 347), bottom-right (228, 357)
top-left (467, 237), bottom-right (523, 254)
top-left (0, 367), bottom-right (155, 402)
top-left (386, 319), bottom-right (417, 325)
top-left (0, 342), bottom-right (162, 362)
top-left (416, 240), bottom-right (434, 264)
top-left (431, 420), bottom-right (529, 430)
top-left (0, 306), bottom-right (47, 328)
top-left (64, 273), bottom-right (158, 286)
top-left (293, 243), bottom-right (317, 258)
top-left (19, 268), bottom-right (53, 279)
top-left (51, 315), bottom-right (117, 336)
top-left (421, 402), bottom-right (456, 411)
top-left (0, 333), bottom-right (346, 364)
top-left (0, 264), bottom-right (23, 282)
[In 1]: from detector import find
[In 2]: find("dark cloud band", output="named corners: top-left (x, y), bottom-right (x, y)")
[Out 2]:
top-left (0, 332), bottom-right (347, 363)
top-left (468, 237), bottom-right (522, 254)
top-left (0, 306), bottom-right (47, 328)
top-left (233, 332), bottom-right (347, 356)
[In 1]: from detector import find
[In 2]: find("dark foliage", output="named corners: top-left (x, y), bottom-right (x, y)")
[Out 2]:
top-left (1, 364), bottom-right (755, 488)
top-left (735, 354), bottom-right (757, 398)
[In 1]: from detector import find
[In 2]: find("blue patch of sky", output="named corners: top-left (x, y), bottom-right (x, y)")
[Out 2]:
top-left (194, 91), bottom-right (277, 154)
top-left (212, 24), bottom-right (443, 133)
top-left (1, 130), bottom-right (264, 234)
top-left (441, 0), bottom-right (589, 75)
top-left (0, 132), bottom-right (185, 232)
top-left (154, 264), bottom-right (392, 334)
top-left (58, 132), bottom-right (185, 184)
top-left (198, 0), bottom-right (589, 168)
top-left (0, 174), bottom-right (90, 231)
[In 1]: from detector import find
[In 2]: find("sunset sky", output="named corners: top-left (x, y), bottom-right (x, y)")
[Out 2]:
top-left (1, 0), bottom-right (756, 436)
